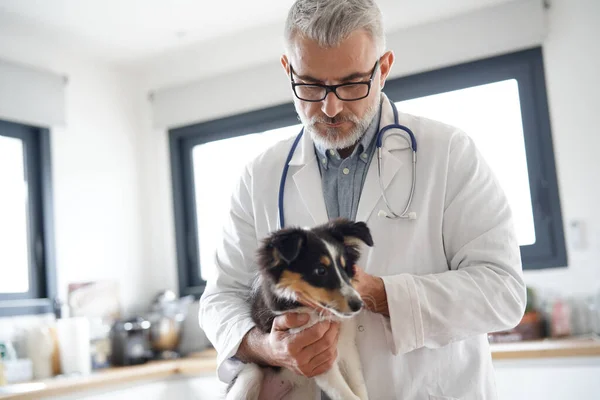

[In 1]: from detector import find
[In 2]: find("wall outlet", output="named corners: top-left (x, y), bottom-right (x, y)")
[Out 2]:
top-left (568, 220), bottom-right (587, 250)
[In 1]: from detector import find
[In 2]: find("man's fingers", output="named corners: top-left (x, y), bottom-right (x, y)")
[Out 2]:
top-left (306, 348), bottom-right (338, 377)
top-left (302, 321), bottom-right (339, 358)
top-left (290, 320), bottom-right (330, 348)
top-left (272, 312), bottom-right (310, 331)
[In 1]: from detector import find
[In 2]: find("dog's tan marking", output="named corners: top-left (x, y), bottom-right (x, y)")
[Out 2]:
top-left (340, 257), bottom-right (346, 268)
top-left (320, 256), bottom-right (331, 267)
top-left (277, 271), bottom-right (352, 313)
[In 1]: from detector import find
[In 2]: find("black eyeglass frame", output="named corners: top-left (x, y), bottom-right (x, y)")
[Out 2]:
top-left (289, 60), bottom-right (380, 102)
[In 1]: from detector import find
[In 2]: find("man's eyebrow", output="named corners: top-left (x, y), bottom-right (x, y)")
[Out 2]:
top-left (293, 69), bottom-right (372, 84)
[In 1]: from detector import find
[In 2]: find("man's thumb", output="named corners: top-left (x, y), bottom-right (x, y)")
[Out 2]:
top-left (274, 312), bottom-right (310, 330)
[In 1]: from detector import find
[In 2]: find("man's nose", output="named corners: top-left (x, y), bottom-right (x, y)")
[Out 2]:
top-left (321, 91), bottom-right (343, 119)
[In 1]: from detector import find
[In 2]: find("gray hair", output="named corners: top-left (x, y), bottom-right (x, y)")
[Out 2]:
top-left (284, 0), bottom-right (386, 55)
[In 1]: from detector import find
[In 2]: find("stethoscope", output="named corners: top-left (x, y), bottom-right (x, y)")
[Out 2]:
top-left (278, 98), bottom-right (417, 228)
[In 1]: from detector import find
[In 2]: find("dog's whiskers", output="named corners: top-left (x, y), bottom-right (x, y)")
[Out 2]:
top-left (361, 294), bottom-right (378, 311)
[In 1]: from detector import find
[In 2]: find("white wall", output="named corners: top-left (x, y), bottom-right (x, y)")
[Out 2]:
top-left (521, 0), bottom-right (600, 297)
top-left (139, 0), bottom-right (600, 301)
top-left (49, 62), bottom-right (150, 313)
top-left (0, 45), bottom-right (156, 319)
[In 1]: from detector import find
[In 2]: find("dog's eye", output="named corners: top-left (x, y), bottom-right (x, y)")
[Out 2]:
top-left (313, 266), bottom-right (327, 276)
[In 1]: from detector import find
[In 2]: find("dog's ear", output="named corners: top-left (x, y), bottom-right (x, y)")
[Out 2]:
top-left (259, 228), bottom-right (306, 268)
top-left (329, 219), bottom-right (374, 248)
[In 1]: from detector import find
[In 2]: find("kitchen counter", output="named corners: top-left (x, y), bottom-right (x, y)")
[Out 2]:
top-left (0, 349), bottom-right (218, 400)
top-left (490, 336), bottom-right (600, 360)
top-left (1, 337), bottom-right (599, 399)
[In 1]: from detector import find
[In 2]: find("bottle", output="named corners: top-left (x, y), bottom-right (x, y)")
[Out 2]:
top-left (0, 361), bottom-right (6, 386)
top-left (550, 298), bottom-right (572, 338)
top-left (26, 325), bottom-right (55, 380)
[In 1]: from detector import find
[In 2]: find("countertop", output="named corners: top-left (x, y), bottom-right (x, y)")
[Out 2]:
top-left (1, 337), bottom-right (599, 399)
top-left (0, 349), bottom-right (218, 400)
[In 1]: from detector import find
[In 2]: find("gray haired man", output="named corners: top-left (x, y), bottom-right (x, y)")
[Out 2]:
top-left (199, 0), bottom-right (526, 399)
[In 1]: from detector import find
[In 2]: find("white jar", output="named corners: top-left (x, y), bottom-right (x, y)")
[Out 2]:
top-left (55, 317), bottom-right (91, 376)
top-left (26, 325), bottom-right (55, 379)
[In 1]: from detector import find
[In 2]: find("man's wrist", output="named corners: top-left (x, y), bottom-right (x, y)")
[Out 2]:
top-left (367, 277), bottom-right (390, 317)
top-left (235, 327), bottom-right (274, 367)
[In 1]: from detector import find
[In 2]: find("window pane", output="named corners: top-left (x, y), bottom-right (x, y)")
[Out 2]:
top-left (396, 79), bottom-right (536, 245)
top-left (0, 136), bottom-right (30, 293)
top-left (193, 125), bottom-right (301, 282)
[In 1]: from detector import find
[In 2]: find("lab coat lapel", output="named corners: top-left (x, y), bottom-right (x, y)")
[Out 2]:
top-left (289, 130), bottom-right (329, 226)
top-left (356, 96), bottom-right (405, 222)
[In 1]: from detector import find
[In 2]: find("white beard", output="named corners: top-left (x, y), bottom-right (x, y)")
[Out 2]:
top-left (297, 93), bottom-right (380, 151)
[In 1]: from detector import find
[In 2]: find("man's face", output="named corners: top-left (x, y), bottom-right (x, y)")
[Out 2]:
top-left (282, 30), bottom-right (393, 150)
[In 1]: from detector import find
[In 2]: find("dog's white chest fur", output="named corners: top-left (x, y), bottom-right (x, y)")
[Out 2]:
top-left (226, 312), bottom-right (368, 400)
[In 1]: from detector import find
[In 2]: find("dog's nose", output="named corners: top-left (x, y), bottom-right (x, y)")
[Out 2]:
top-left (348, 298), bottom-right (364, 312)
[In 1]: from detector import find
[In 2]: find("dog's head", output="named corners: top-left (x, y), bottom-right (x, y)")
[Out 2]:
top-left (257, 218), bottom-right (374, 318)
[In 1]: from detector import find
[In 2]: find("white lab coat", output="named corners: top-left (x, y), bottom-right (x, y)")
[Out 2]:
top-left (199, 93), bottom-right (526, 400)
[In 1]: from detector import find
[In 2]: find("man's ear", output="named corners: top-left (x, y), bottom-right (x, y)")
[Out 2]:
top-left (329, 219), bottom-right (374, 248)
top-left (268, 228), bottom-right (306, 264)
top-left (378, 50), bottom-right (394, 89)
top-left (281, 54), bottom-right (290, 76)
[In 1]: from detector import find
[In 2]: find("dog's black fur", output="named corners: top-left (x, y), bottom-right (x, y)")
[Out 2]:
top-left (251, 218), bottom-right (373, 333)
top-left (226, 218), bottom-right (373, 397)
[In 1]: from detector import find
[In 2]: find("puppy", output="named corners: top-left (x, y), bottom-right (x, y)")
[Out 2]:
top-left (226, 218), bottom-right (373, 400)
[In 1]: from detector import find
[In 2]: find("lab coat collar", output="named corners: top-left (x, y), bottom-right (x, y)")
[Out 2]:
top-left (356, 93), bottom-right (405, 221)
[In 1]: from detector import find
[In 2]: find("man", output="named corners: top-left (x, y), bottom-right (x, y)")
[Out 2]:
top-left (199, 0), bottom-right (526, 399)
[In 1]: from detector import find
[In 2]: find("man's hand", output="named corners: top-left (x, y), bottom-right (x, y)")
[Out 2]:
top-left (236, 313), bottom-right (340, 378)
top-left (353, 265), bottom-right (390, 316)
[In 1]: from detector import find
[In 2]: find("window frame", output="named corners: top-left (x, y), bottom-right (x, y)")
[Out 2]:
top-left (170, 46), bottom-right (567, 298)
top-left (0, 120), bottom-right (57, 317)
top-left (169, 104), bottom-right (300, 297)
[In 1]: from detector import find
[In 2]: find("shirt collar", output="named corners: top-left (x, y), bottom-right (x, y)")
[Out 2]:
top-left (315, 101), bottom-right (381, 170)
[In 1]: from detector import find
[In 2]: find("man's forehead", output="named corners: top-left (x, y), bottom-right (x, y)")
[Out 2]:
top-left (287, 31), bottom-right (377, 81)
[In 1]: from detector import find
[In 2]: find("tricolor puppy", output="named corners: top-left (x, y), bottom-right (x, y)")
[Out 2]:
top-left (226, 218), bottom-right (373, 400)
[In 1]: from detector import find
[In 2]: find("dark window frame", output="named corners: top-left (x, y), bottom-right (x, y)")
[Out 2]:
top-left (170, 46), bottom-right (567, 298)
top-left (0, 120), bottom-right (57, 317)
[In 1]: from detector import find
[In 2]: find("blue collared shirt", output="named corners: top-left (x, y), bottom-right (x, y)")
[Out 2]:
top-left (314, 105), bottom-right (381, 221)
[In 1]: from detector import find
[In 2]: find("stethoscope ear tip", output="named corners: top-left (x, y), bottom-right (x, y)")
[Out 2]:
top-left (407, 212), bottom-right (417, 220)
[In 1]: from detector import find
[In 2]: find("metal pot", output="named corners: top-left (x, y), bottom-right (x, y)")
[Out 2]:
top-left (146, 291), bottom-right (194, 359)
top-left (148, 314), bottom-right (183, 353)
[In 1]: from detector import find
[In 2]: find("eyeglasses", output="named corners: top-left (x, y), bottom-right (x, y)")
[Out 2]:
top-left (290, 60), bottom-right (379, 102)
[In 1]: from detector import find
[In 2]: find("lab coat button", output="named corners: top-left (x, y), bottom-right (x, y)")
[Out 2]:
top-left (358, 325), bottom-right (365, 332)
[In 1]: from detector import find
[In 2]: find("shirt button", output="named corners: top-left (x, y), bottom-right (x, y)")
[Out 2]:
top-left (361, 153), bottom-right (368, 159)
top-left (322, 158), bottom-right (327, 165)
top-left (343, 168), bottom-right (350, 175)
top-left (329, 150), bottom-right (335, 156)
top-left (358, 325), bottom-right (365, 332)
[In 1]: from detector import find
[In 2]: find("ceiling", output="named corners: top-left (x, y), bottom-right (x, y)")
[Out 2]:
top-left (0, 0), bottom-right (522, 65)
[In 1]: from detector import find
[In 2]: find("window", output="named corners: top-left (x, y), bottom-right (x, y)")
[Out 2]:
top-left (396, 80), bottom-right (535, 246)
top-left (170, 47), bottom-right (566, 297)
top-left (0, 120), bottom-right (56, 316)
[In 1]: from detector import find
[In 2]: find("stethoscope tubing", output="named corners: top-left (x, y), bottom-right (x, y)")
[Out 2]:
top-left (279, 99), bottom-right (417, 228)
